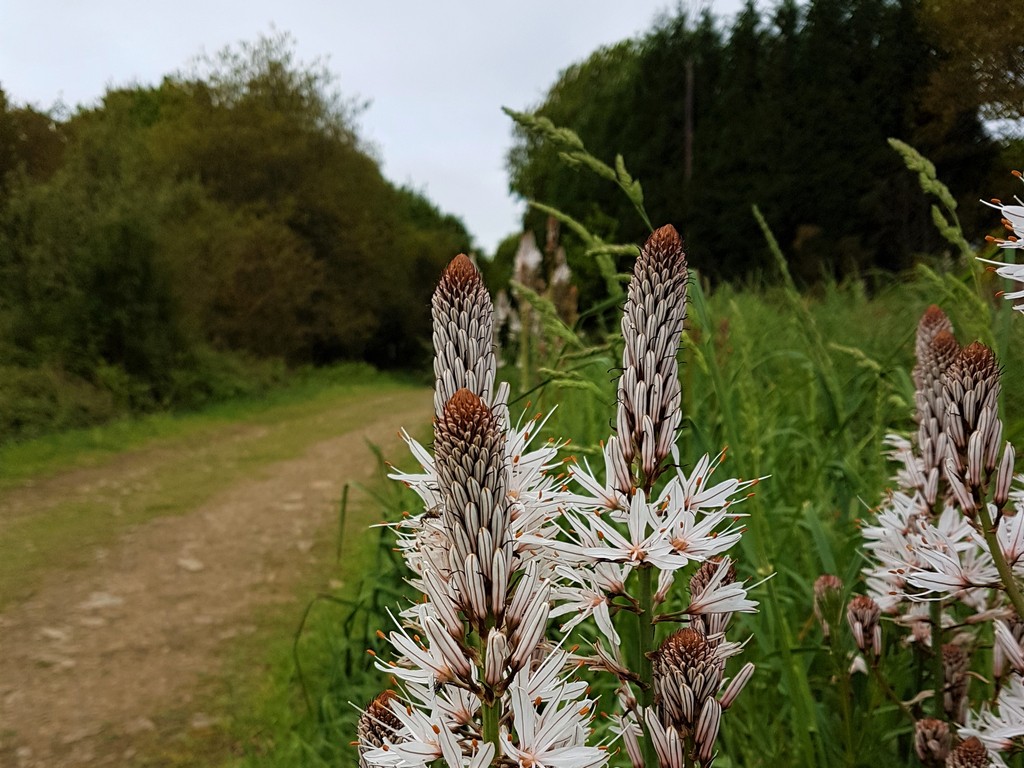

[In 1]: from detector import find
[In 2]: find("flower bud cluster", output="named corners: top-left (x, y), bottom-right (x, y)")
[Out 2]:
top-left (614, 225), bottom-right (688, 485)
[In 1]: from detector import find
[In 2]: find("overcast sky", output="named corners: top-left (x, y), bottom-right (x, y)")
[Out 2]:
top-left (0, 1), bottom-right (746, 254)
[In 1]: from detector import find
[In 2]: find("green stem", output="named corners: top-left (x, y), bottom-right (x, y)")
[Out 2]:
top-left (482, 699), bottom-right (500, 758)
top-left (930, 600), bottom-right (944, 719)
top-left (977, 503), bottom-right (1024, 619)
top-left (636, 567), bottom-right (656, 705)
top-left (633, 565), bottom-right (658, 768)
top-left (869, 663), bottom-right (916, 725)
top-left (830, 632), bottom-right (854, 764)
top-left (474, 630), bottom-right (501, 763)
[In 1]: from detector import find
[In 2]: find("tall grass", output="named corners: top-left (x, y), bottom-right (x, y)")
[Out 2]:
top-left (517, 268), bottom-right (1023, 767)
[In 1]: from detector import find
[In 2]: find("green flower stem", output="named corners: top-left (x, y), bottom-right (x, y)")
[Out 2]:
top-left (869, 662), bottom-right (916, 725)
top-left (482, 699), bottom-right (500, 760)
top-left (636, 566), bottom-right (655, 704)
top-left (828, 631), bottom-right (854, 764)
top-left (930, 600), bottom-right (945, 719)
top-left (632, 565), bottom-right (657, 768)
top-left (977, 503), bottom-right (1024, 619)
top-left (474, 630), bottom-right (501, 762)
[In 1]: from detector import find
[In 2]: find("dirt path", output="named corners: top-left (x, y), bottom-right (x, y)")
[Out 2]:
top-left (0, 388), bottom-right (431, 767)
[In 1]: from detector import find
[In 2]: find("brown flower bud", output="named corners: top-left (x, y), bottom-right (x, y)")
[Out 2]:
top-left (946, 736), bottom-right (991, 768)
top-left (813, 574), bottom-right (844, 640)
top-left (651, 628), bottom-right (724, 736)
top-left (942, 342), bottom-right (1003, 514)
top-left (943, 643), bottom-right (971, 724)
top-left (846, 595), bottom-right (882, 657)
top-left (432, 254), bottom-right (496, 417)
top-left (357, 690), bottom-right (403, 766)
top-left (914, 718), bottom-right (951, 767)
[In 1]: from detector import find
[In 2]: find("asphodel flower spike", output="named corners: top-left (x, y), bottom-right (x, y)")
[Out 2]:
top-left (431, 254), bottom-right (499, 417)
top-left (615, 224), bottom-right (688, 487)
top-left (362, 252), bottom-right (607, 768)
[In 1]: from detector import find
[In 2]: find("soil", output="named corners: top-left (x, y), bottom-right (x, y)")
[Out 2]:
top-left (0, 389), bottom-right (431, 767)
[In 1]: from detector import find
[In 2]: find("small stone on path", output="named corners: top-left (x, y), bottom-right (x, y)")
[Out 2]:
top-left (177, 557), bottom-right (205, 572)
top-left (79, 592), bottom-right (123, 611)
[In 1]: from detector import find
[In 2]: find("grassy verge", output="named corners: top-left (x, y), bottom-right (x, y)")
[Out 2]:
top-left (0, 363), bottom-right (424, 610)
top-left (0, 362), bottom-right (418, 490)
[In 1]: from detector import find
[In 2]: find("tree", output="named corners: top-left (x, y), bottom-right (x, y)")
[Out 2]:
top-left (506, 0), bottom-right (1003, 285)
top-left (920, 0), bottom-right (1024, 125)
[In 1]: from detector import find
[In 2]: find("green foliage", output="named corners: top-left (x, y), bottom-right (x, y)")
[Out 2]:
top-left (0, 33), bottom-right (472, 443)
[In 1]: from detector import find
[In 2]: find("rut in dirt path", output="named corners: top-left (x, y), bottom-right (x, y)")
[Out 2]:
top-left (0, 389), bottom-right (431, 768)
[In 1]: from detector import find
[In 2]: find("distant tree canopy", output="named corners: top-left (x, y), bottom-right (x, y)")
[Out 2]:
top-left (0, 33), bottom-right (472, 439)
top-left (507, 0), bottom-right (1019, 287)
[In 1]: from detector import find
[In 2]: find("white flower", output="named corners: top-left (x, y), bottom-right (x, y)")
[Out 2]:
top-left (903, 527), bottom-right (998, 603)
top-left (500, 682), bottom-right (608, 768)
top-left (514, 647), bottom-right (588, 704)
top-left (676, 451), bottom-right (760, 513)
top-left (378, 609), bottom-right (475, 688)
top-left (361, 696), bottom-right (464, 768)
top-left (981, 191), bottom-right (1024, 249)
top-left (996, 510), bottom-right (1024, 570)
top-left (567, 437), bottom-right (632, 513)
top-left (994, 619), bottom-right (1024, 676)
top-left (686, 557), bottom-right (760, 617)
top-left (550, 563), bottom-right (627, 645)
top-left (979, 176), bottom-right (1024, 311)
top-left (863, 491), bottom-right (989, 611)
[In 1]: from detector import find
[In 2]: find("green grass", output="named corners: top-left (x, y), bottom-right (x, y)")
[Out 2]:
top-left (522, 265), bottom-right (1024, 767)
top-left (0, 363), bottom-right (424, 610)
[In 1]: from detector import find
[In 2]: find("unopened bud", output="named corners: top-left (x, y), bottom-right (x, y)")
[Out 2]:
top-left (984, 409), bottom-right (1003, 472)
top-left (946, 402), bottom-right (966, 450)
top-left (847, 595), bottom-right (882, 657)
top-left (944, 457), bottom-right (977, 516)
top-left (914, 718), bottom-right (951, 767)
top-left (695, 698), bottom-right (722, 763)
top-left (484, 629), bottom-right (510, 689)
top-left (967, 430), bottom-right (985, 488)
top-left (813, 574), bottom-right (844, 640)
top-left (994, 442), bottom-right (1016, 510)
top-left (924, 467), bottom-right (940, 507)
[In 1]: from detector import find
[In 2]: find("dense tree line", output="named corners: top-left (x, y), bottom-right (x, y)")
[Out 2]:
top-left (0, 35), bottom-right (472, 439)
top-left (507, 0), bottom-right (1022, 289)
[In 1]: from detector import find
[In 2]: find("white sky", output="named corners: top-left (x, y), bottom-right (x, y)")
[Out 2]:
top-left (0, 1), bottom-right (746, 254)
